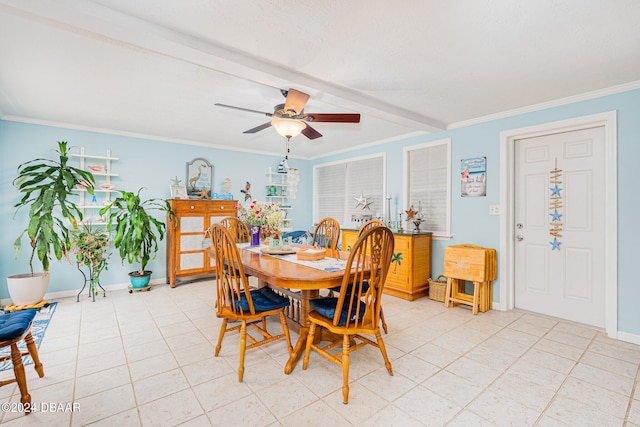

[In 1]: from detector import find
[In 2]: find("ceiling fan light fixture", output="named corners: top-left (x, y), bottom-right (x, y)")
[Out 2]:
top-left (271, 118), bottom-right (306, 139)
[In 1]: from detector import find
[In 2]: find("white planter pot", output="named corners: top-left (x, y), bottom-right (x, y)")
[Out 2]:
top-left (6, 273), bottom-right (50, 305)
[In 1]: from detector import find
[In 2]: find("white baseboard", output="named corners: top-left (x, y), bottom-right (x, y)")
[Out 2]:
top-left (1, 278), bottom-right (168, 306)
top-left (616, 331), bottom-right (640, 346)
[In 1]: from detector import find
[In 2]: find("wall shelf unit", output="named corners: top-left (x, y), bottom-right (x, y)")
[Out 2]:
top-left (71, 148), bottom-right (119, 225)
top-left (266, 167), bottom-right (294, 232)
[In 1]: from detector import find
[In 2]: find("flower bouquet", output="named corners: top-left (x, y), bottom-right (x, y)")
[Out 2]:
top-left (237, 201), bottom-right (285, 245)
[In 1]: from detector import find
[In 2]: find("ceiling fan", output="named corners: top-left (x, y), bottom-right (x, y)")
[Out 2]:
top-left (215, 88), bottom-right (361, 141)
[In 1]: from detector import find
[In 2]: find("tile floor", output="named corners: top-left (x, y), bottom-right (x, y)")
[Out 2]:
top-left (1, 280), bottom-right (639, 426)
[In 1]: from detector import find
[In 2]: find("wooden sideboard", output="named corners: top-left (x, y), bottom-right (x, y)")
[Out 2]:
top-left (341, 229), bottom-right (432, 301)
top-left (166, 199), bottom-right (237, 287)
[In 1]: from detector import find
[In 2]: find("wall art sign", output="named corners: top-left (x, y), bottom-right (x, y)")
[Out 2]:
top-left (461, 157), bottom-right (487, 197)
top-left (186, 158), bottom-right (213, 198)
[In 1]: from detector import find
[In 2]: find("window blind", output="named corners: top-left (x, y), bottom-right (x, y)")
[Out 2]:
top-left (406, 141), bottom-right (450, 236)
top-left (314, 155), bottom-right (385, 225)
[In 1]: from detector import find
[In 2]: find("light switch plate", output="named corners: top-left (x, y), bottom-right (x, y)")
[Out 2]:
top-left (489, 205), bottom-right (500, 215)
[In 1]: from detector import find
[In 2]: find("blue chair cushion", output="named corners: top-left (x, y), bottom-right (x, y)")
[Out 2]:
top-left (282, 230), bottom-right (313, 245)
top-left (310, 297), bottom-right (365, 326)
top-left (330, 280), bottom-right (369, 294)
top-left (0, 309), bottom-right (36, 341)
top-left (235, 287), bottom-right (290, 312)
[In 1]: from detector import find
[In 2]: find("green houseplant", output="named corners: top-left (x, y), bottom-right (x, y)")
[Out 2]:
top-left (10, 141), bottom-right (95, 305)
top-left (100, 188), bottom-right (175, 289)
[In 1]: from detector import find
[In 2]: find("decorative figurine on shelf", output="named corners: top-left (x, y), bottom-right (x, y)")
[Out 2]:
top-left (405, 202), bottom-right (425, 232)
top-left (197, 188), bottom-right (210, 199)
top-left (188, 164), bottom-right (205, 191)
top-left (268, 185), bottom-right (278, 196)
top-left (240, 181), bottom-right (251, 201)
top-left (354, 191), bottom-right (373, 211)
top-left (277, 160), bottom-right (287, 173)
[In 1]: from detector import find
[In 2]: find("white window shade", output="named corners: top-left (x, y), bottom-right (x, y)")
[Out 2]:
top-left (314, 155), bottom-right (385, 225)
top-left (406, 139), bottom-right (451, 237)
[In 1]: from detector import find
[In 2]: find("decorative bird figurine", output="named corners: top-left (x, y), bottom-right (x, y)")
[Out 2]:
top-left (240, 181), bottom-right (251, 201)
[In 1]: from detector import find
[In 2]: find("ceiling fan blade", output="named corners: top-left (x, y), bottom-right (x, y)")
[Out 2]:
top-left (302, 113), bottom-right (361, 123)
top-left (215, 103), bottom-right (273, 117)
top-left (243, 122), bottom-right (273, 134)
top-left (302, 124), bottom-right (323, 140)
top-left (283, 88), bottom-right (310, 116)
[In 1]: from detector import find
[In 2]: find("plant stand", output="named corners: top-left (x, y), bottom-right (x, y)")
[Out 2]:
top-left (76, 263), bottom-right (106, 302)
top-left (128, 285), bottom-right (151, 294)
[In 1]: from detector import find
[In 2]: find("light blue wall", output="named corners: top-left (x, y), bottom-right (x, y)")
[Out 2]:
top-left (311, 88), bottom-right (640, 336)
top-left (2, 88), bottom-right (638, 336)
top-left (0, 121), bottom-right (309, 298)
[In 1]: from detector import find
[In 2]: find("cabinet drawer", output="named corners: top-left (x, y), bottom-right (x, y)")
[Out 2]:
top-left (208, 201), bottom-right (236, 214)
top-left (171, 201), bottom-right (206, 214)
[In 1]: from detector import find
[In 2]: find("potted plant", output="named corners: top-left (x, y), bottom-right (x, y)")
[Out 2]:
top-left (100, 188), bottom-right (175, 289)
top-left (10, 141), bottom-right (95, 305)
top-left (70, 223), bottom-right (111, 298)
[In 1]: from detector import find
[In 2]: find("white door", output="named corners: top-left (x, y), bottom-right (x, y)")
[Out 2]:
top-left (514, 126), bottom-right (605, 327)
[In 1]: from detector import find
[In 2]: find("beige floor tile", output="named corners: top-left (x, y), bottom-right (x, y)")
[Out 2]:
top-left (206, 393), bottom-right (277, 426)
top-left (391, 353), bottom-right (440, 384)
top-left (139, 388), bottom-right (204, 426)
top-left (423, 370), bottom-right (484, 407)
top-left (467, 389), bottom-right (542, 427)
top-left (570, 362), bottom-right (634, 395)
top-left (192, 372), bottom-right (253, 413)
top-left (72, 383), bottom-right (136, 426)
top-left (544, 394), bottom-right (624, 427)
top-left (358, 366), bottom-right (415, 401)
top-left (558, 377), bottom-right (628, 419)
top-left (393, 384), bottom-right (462, 426)
top-left (252, 376), bottom-right (318, 419)
top-left (133, 368), bottom-right (190, 405)
top-left (128, 352), bottom-right (179, 381)
top-left (75, 364), bottom-right (131, 399)
top-left (579, 350), bottom-right (638, 378)
top-left (3, 280), bottom-right (637, 426)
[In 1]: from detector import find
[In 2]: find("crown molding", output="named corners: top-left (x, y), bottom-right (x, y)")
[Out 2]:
top-left (448, 80), bottom-right (640, 130)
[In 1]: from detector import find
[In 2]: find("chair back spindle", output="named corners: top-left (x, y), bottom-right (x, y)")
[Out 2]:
top-left (312, 217), bottom-right (341, 250)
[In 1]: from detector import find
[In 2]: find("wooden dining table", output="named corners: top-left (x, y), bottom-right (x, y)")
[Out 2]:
top-left (234, 245), bottom-right (353, 374)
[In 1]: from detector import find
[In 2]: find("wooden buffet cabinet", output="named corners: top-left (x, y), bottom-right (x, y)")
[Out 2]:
top-left (166, 199), bottom-right (237, 287)
top-left (341, 229), bottom-right (432, 301)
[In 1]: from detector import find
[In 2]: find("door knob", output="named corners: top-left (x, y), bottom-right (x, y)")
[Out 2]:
top-left (515, 235), bottom-right (524, 242)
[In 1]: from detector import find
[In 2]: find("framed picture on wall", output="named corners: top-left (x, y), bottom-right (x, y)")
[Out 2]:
top-left (186, 158), bottom-right (213, 198)
top-left (461, 157), bottom-right (487, 197)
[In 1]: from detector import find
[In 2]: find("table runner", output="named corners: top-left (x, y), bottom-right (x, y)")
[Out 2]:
top-left (239, 244), bottom-right (348, 272)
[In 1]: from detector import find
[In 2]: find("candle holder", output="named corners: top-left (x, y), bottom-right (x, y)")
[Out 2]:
top-left (397, 212), bottom-right (404, 233)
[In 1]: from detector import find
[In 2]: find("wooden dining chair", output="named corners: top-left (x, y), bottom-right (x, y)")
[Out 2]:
top-left (0, 309), bottom-right (45, 414)
top-left (303, 226), bottom-right (395, 404)
top-left (329, 219), bottom-right (390, 333)
top-left (219, 216), bottom-right (250, 243)
top-left (312, 217), bottom-right (341, 250)
top-left (359, 219), bottom-right (385, 232)
top-left (209, 223), bottom-right (292, 382)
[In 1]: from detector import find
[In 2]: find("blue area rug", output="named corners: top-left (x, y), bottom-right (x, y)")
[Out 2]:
top-left (0, 302), bottom-right (57, 371)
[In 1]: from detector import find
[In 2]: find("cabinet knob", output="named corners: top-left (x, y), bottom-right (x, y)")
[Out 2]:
top-left (190, 206), bottom-right (195, 210)
top-left (220, 206), bottom-right (224, 210)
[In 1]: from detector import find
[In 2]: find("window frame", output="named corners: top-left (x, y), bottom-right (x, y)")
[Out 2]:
top-left (402, 138), bottom-right (452, 239)
top-left (313, 152), bottom-right (387, 226)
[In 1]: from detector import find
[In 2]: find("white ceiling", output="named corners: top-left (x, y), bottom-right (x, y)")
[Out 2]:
top-left (1, 0), bottom-right (639, 159)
